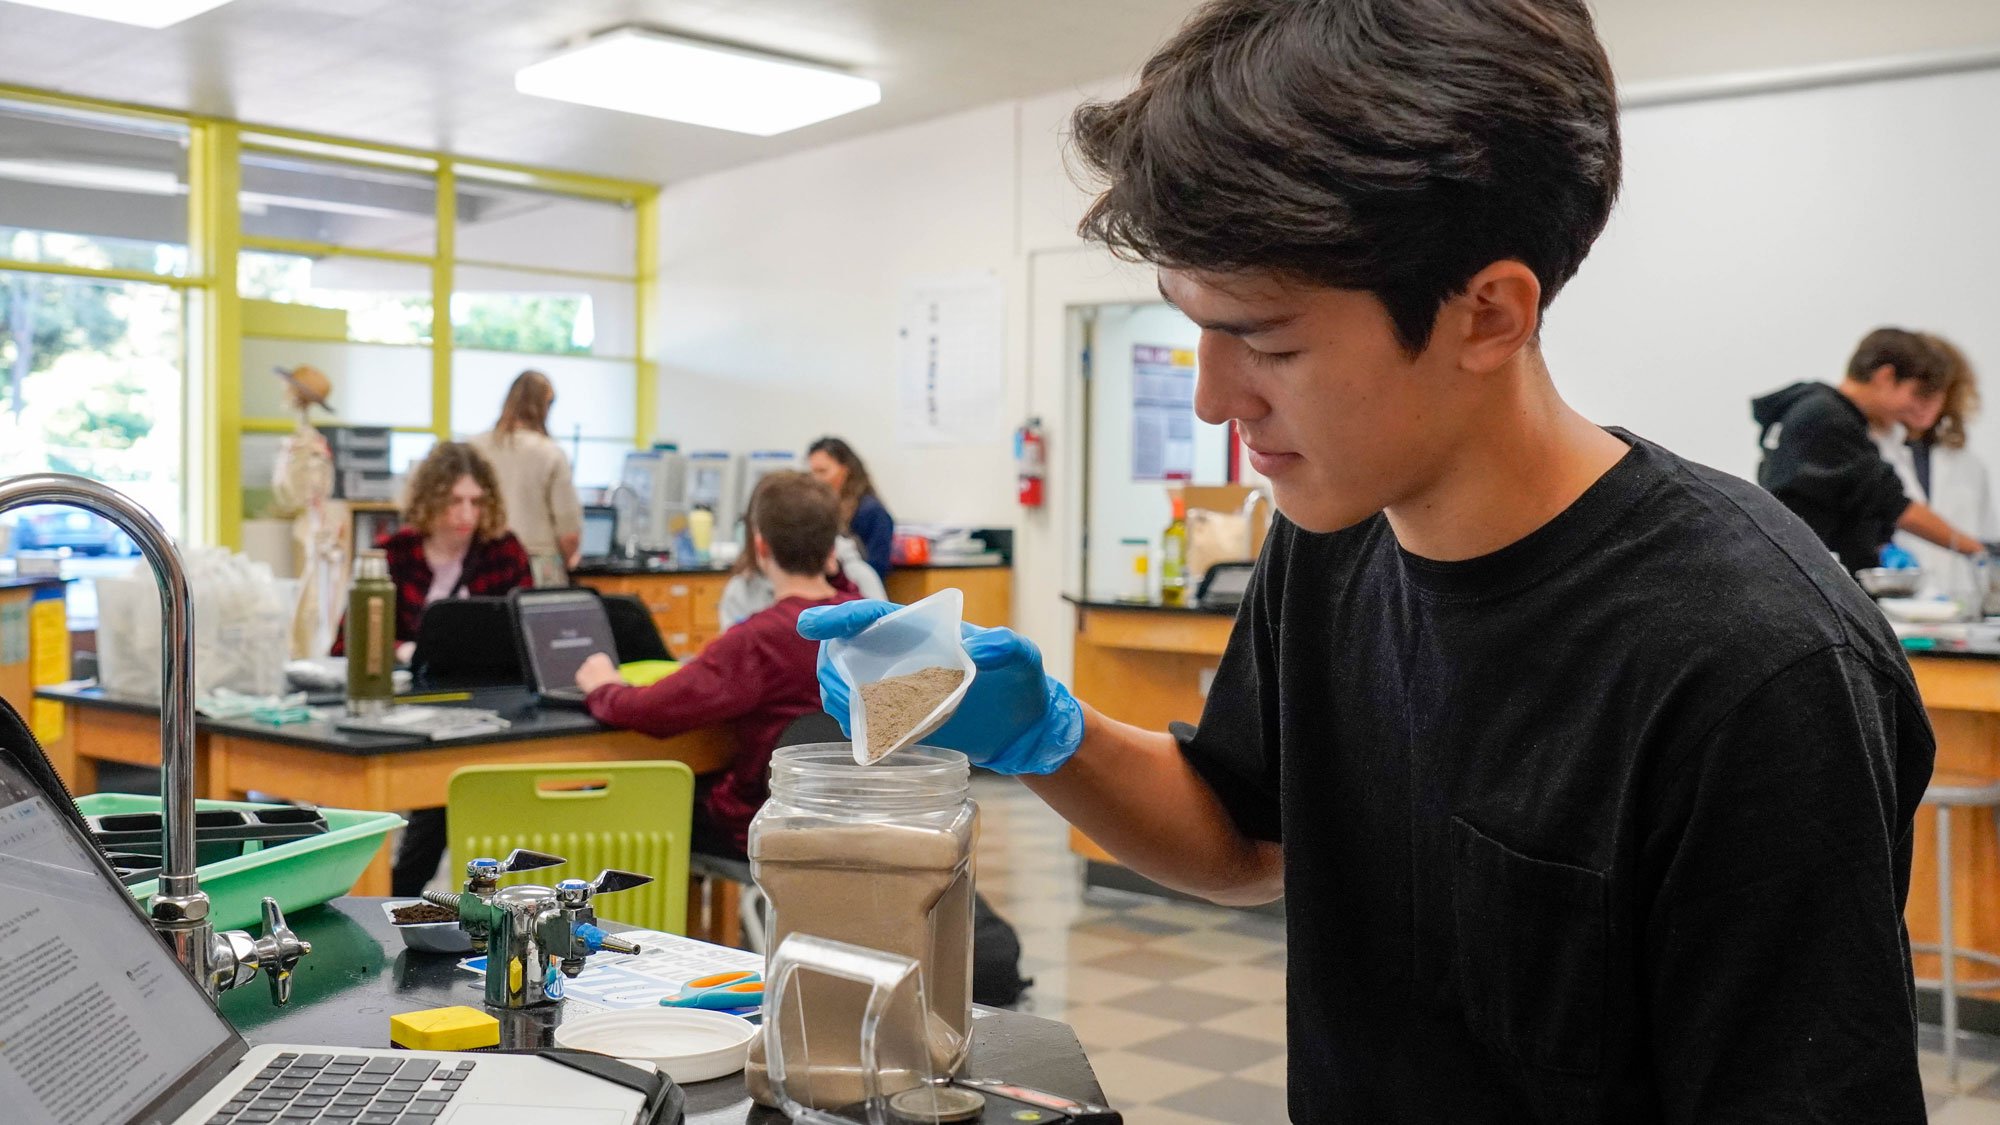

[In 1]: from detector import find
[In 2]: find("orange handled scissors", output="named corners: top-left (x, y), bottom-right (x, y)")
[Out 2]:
top-left (660, 970), bottom-right (763, 1010)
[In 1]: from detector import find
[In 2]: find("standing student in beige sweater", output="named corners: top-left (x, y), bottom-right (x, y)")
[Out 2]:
top-left (470, 370), bottom-right (584, 588)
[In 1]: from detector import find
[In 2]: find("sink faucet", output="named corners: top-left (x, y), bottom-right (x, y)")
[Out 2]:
top-left (0, 473), bottom-right (309, 1003)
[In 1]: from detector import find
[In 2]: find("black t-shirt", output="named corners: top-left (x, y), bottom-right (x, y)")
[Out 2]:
top-left (1752, 381), bottom-right (1912, 572)
top-left (1180, 433), bottom-right (1931, 1123)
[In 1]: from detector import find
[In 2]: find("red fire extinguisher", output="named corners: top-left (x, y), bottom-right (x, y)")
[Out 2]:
top-left (1015, 417), bottom-right (1046, 508)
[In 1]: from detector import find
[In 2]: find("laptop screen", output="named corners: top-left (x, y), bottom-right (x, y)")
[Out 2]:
top-left (516, 591), bottom-right (618, 693)
top-left (0, 773), bottom-right (240, 1124)
top-left (580, 507), bottom-right (617, 560)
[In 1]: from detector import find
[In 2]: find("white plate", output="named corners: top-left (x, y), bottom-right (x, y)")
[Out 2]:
top-left (1878, 597), bottom-right (1965, 624)
top-left (553, 1008), bottom-right (756, 1084)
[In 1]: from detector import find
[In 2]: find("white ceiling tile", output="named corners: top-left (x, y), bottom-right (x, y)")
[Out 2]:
top-left (5, 0), bottom-right (2000, 187)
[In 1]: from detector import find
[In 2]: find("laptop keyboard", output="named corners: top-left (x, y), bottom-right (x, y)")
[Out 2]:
top-left (207, 1053), bottom-right (475, 1124)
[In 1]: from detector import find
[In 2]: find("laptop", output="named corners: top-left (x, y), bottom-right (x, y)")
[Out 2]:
top-left (409, 598), bottom-right (525, 691)
top-left (578, 506), bottom-right (619, 566)
top-left (511, 588), bottom-right (619, 708)
top-left (0, 766), bottom-right (648, 1125)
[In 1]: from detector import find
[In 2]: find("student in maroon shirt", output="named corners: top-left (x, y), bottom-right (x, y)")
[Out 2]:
top-left (575, 470), bottom-right (857, 858)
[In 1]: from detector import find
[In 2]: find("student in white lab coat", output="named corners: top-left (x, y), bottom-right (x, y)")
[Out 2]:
top-left (1876, 334), bottom-right (2000, 601)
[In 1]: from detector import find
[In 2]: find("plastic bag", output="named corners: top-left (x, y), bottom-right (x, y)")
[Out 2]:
top-left (826, 589), bottom-right (977, 765)
top-left (97, 549), bottom-right (298, 701)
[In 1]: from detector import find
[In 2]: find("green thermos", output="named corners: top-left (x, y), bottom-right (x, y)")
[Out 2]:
top-left (346, 550), bottom-right (395, 715)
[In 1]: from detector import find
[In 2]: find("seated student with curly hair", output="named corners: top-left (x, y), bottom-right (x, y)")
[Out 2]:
top-left (334, 441), bottom-right (532, 895)
top-left (334, 440), bottom-right (533, 664)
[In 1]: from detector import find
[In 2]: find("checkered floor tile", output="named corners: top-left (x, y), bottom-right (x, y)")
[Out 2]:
top-left (973, 774), bottom-right (1288, 1122)
top-left (972, 773), bottom-right (2000, 1123)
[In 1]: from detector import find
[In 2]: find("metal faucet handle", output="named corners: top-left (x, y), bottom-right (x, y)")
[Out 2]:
top-left (251, 897), bottom-right (311, 1005)
top-left (499, 848), bottom-right (565, 874)
top-left (212, 897), bottom-right (313, 1005)
top-left (465, 849), bottom-right (566, 889)
top-left (588, 869), bottom-right (653, 896)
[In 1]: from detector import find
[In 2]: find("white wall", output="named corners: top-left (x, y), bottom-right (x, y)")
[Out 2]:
top-left (1543, 63), bottom-right (2000, 480)
top-left (654, 83), bottom-right (1134, 676)
top-left (655, 101), bottom-right (1027, 529)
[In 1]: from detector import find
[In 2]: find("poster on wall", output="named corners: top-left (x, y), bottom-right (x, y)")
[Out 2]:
top-left (1131, 343), bottom-right (1197, 481)
top-left (895, 272), bottom-right (1006, 446)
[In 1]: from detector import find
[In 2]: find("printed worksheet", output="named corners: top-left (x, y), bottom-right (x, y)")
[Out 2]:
top-left (460, 929), bottom-right (763, 1015)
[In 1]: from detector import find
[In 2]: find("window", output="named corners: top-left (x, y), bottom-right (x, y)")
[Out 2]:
top-left (238, 150), bottom-right (437, 256)
top-left (0, 98), bottom-right (192, 625)
top-left (447, 181), bottom-right (641, 493)
top-left (1, 93), bottom-right (654, 558)
top-left (0, 101), bottom-right (190, 278)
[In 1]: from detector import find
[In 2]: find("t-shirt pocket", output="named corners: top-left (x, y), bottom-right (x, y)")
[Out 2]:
top-left (1450, 815), bottom-right (1608, 1076)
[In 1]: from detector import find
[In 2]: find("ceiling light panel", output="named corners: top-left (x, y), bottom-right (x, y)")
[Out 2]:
top-left (515, 29), bottom-right (881, 137)
top-left (3, 0), bottom-right (237, 29)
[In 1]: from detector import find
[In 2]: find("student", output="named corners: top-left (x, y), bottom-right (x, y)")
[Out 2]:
top-left (1754, 327), bottom-right (1987, 573)
top-left (806, 436), bottom-right (894, 577)
top-left (574, 471), bottom-right (859, 859)
top-left (803, 1), bottom-right (1931, 1118)
top-left (333, 441), bottom-right (533, 665)
top-left (719, 476), bottom-right (885, 631)
top-left (470, 370), bottom-right (584, 588)
top-left (334, 441), bottom-right (532, 897)
top-left (1877, 334), bottom-right (2000, 600)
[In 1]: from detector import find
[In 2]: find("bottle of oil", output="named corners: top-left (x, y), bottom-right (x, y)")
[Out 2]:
top-left (1160, 490), bottom-right (1189, 607)
top-left (346, 550), bottom-right (395, 715)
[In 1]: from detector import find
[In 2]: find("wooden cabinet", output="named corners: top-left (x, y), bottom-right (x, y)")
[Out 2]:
top-left (1907, 655), bottom-right (2000, 1000)
top-left (1067, 601), bottom-right (1234, 867)
top-left (883, 566), bottom-right (1012, 629)
top-left (575, 572), bottom-right (730, 660)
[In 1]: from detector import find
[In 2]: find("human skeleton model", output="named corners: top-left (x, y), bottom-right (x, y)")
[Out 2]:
top-left (268, 365), bottom-right (350, 658)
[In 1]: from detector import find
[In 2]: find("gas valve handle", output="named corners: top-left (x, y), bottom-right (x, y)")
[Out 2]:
top-left (464, 849), bottom-right (566, 893)
top-left (498, 848), bottom-right (565, 874)
top-left (589, 868), bottom-right (653, 896)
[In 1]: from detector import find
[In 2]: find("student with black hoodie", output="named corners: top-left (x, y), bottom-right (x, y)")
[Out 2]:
top-left (1753, 326), bottom-right (1989, 573)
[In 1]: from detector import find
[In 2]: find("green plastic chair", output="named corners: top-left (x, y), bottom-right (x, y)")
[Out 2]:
top-left (446, 761), bottom-right (694, 934)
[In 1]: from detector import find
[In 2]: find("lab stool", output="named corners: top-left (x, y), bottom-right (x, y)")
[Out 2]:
top-left (688, 852), bottom-right (770, 954)
top-left (1916, 771), bottom-right (2000, 1087)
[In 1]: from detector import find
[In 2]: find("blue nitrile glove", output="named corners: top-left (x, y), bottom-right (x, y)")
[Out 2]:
top-left (797, 600), bottom-right (1085, 775)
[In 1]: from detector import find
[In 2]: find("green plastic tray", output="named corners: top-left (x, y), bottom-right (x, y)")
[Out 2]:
top-left (74, 794), bottom-right (406, 932)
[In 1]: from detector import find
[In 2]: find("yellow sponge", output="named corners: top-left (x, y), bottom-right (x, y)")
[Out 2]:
top-left (389, 1005), bottom-right (499, 1052)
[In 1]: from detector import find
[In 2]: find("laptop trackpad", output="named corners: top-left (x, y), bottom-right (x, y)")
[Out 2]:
top-left (441, 1107), bottom-right (630, 1125)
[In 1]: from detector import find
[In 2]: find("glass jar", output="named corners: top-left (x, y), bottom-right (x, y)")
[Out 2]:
top-left (744, 744), bottom-right (978, 1110)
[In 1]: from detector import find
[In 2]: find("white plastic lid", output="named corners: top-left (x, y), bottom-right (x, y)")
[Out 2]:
top-left (552, 1008), bottom-right (756, 1084)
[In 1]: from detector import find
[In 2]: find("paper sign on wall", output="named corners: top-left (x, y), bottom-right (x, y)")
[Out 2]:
top-left (1132, 344), bottom-right (1197, 482)
top-left (896, 273), bottom-right (1006, 447)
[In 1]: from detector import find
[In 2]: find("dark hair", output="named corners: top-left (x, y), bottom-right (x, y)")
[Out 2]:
top-left (806, 436), bottom-right (877, 526)
top-left (748, 471), bottom-right (841, 577)
top-left (403, 442), bottom-right (507, 540)
top-left (1070, 0), bottom-right (1622, 353)
top-left (1846, 328), bottom-right (1949, 395)
top-left (1920, 333), bottom-right (1979, 450)
top-left (493, 370), bottom-right (553, 439)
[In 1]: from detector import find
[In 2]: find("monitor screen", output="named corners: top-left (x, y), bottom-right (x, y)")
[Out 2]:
top-left (580, 507), bottom-right (617, 560)
top-left (0, 772), bottom-right (240, 1124)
